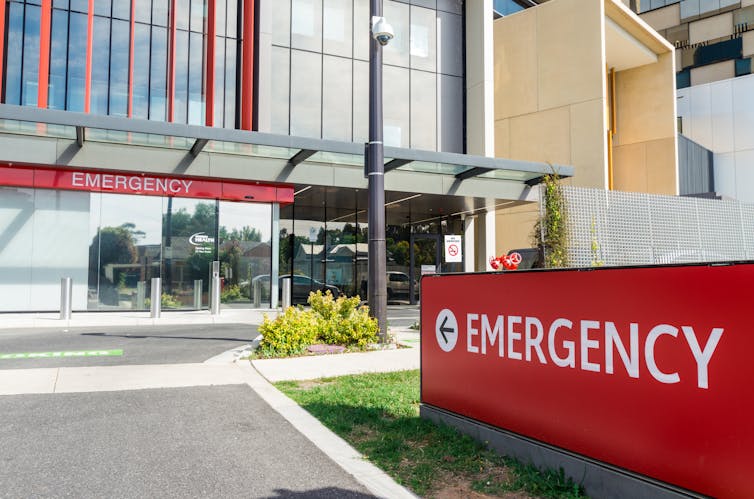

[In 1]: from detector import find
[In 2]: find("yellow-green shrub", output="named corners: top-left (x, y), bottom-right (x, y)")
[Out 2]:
top-left (258, 306), bottom-right (319, 357)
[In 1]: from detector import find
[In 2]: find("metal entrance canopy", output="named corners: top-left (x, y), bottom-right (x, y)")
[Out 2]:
top-left (0, 104), bottom-right (573, 197)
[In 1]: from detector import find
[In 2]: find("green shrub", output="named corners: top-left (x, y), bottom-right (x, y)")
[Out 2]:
top-left (144, 293), bottom-right (182, 309)
top-left (257, 291), bottom-right (379, 357)
top-left (220, 284), bottom-right (242, 303)
top-left (258, 306), bottom-right (319, 357)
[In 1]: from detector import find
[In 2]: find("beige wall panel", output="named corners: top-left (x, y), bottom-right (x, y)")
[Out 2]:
top-left (690, 59), bottom-right (735, 85)
top-left (645, 137), bottom-right (678, 195)
top-left (665, 24), bottom-right (689, 46)
top-left (495, 118), bottom-right (511, 158)
top-left (493, 10), bottom-right (538, 119)
top-left (495, 204), bottom-right (539, 254)
top-left (640, 3), bottom-right (681, 32)
top-left (689, 12), bottom-right (733, 45)
top-left (570, 99), bottom-right (608, 189)
top-left (744, 31), bottom-right (754, 57)
top-left (509, 106), bottom-right (571, 166)
top-left (744, 0), bottom-right (754, 7)
top-left (537, 0), bottom-right (604, 110)
top-left (614, 52), bottom-right (676, 145)
top-left (612, 142), bottom-right (648, 192)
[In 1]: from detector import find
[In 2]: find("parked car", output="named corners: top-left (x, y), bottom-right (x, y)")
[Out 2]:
top-left (251, 274), bottom-right (341, 305)
top-left (360, 272), bottom-right (418, 301)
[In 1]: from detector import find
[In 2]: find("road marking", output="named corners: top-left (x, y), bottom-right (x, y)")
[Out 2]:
top-left (0, 349), bottom-right (123, 360)
top-left (435, 309), bottom-right (458, 352)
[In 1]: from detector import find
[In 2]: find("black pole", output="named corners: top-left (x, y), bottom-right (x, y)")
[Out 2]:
top-left (368, 0), bottom-right (388, 343)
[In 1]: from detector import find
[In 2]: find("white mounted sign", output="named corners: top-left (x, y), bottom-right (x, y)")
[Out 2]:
top-left (444, 235), bottom-right (462, 263)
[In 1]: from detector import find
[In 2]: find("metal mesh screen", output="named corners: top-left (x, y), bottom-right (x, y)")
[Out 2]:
top-left (557, 186), bottom-right (754, 267)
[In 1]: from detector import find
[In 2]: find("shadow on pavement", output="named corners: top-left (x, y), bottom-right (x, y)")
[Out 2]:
top-left (263, 488), bottom-right (376, 498)
top-left (80, 332), bottom-right (256, 342)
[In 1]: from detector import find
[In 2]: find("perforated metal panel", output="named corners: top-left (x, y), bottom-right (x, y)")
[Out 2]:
top-left (554, 186), bottom-right (754, 267)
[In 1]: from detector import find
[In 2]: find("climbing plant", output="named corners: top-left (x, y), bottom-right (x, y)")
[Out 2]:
top-left (532, 172), bottom-right (568, 268)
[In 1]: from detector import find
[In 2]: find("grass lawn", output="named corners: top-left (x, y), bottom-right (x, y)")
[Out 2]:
top-left (275, 370), bottom-right (586, 498)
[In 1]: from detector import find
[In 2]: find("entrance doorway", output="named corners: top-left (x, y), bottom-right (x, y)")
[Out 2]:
top-left (409, 233), bottom-right (442, 304)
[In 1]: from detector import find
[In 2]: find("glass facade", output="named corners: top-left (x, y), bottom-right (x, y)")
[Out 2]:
top-left (0, 184), bottom-right (274, 312)
top-left (265, 0), bottom-right (465, 153)
top-left (2, 0), bottom-right (240, 127)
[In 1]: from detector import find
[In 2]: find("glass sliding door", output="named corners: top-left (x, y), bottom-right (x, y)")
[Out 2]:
top-left (88, 193), bottom-right (163, 310)
top-left (218, 201), bottom-right (272, 307)
top-left (162, 197), bottom-right (217, 309)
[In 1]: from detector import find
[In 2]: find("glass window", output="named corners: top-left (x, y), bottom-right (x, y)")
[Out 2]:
top-left (290, 49), bottom-right (321, 138)
top-left (272, 0), bottom-right (291, 47)
top-left (22, 4), bottom-right (42, 106)
top-left (49, 9), bottom-right (69, 110)
top-left (67, 12), bottom-right (87, 111)
top-left (322, 55), bottom-right (352, 141)
top-left (5, 3), bottom-right (24, 105)
top-left (153, 0), bottom-right (169, 26)
top-left (133, 23), bottom-right (151, 119)
top-left (224, 38), bottom-right (237, 128)
top-left (291, 0), bottom-right (322, 53)
top-left (135, 0), bottom-right (152, 24)
top-left (410, 70), bottom-right (436, 150)
top-left (410, 6), bottom-right (436, 72)
top-left (353, 0), bottom-right (369, 61)
top-left (188, 31), bottom-right (205, 125)
top-left (53, 0), bottom-right (70, 8)
top-left (0, 187), bottom-right (35, 311)
top-left (94, 0), bottom-right (111, 16)
top-left (91, 16), bottom-right (111, 115)
top-left (383, 0), bottom-right (409, 68)
top-left (174, 30), bottom-right (189, 123)
top-left (150, 26), bottom-right (168, 120)
top-left (270, 46), bottom-right (290, 134)
top-left (226, 0), bottom-right (237, 38)
top-left (177, 0), bottom-right (190, 30)
top-left (70, 0), bottom-right (88, 12)
top-left (190, 0), bottom-right (206, 32)
top-left (323, 0), bottom-right (352, 58)
top-left (214, 38), bottom-right (226, 126)
top-left (383, 65), bottom-right (410, 147)
top-left (352, 59), bottom-right (368, 144)
top-left (438, 74), bottom-right (463, 153)
top-left (216, 0), bottom-right (226, 37)
top-left (109, 19), bottom-right (130, 116)
top-left (113, 0), bottom-right (130, 20)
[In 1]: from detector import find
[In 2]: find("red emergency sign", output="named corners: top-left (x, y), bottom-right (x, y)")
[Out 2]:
top-left (420, 263), bottom-right (754, 498)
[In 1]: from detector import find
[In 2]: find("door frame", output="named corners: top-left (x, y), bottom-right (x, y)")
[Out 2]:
top-left (408, 233), bottom-right (442, 305)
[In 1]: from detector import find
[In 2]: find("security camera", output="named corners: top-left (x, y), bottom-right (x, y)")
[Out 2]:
top-left (371, 16), bottom-right (394, 46)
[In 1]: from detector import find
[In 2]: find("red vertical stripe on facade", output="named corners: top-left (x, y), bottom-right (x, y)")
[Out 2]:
top-left (37, 0), bottom-right (52, 107)
top-left (0, 1), bottom-right (5, 100)
top-left (206, 0), bottom-right (216, 127)
top-left (128, 0), bottom-right (135, 117)
top-left (167, 0), bottom-right (177, 122)
top-left (84, 0), bottom-right (93, 113)
top-left (240, 0), bottom-right (254, 130)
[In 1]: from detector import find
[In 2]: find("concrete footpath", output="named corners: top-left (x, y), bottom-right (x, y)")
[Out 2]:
top-left (0, 309), bottom-right (421, 498)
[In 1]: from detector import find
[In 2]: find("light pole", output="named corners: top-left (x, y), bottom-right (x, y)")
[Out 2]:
top-left (367, 4), bottom-right (393, 343)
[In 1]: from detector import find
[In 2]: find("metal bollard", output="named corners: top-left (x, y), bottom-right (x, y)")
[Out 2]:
top-left (193, 279), bottom-right (203, 309)
top-left (210, 261), bottom-right (221, 315)
top-left (59, 277), bottom-right (73, 320)
top-left (150, 277), bottom-right (161, 318)
top-left (281, 277), bottom-right (291, 310)
top-left (253, 279), bottom-right (261, 308)
top-left (136, 281), bottom-right (146, 309)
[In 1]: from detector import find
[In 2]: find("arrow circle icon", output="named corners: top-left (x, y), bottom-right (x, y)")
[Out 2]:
top-left (435, 309), bottom-right (458, 352)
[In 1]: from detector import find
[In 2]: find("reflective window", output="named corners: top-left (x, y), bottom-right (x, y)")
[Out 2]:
top-left (49, 9), bottom-right (69, 110)
top-left (94, 0), bottom-right (111, 16)
top-left (224, 38), bottom-right (237, 128)
top-left (410, 70), bottom-right (437, 150)
top-left (135, 0), bottom-right (151, 24)
top-left (291, 0), bottom-right (322, 52)
top-left (272, 0), bottom-right (291, 47)
top-left (22, 4), bottom-right (41, 106)
top-left (188, 31), bottom-right (205, 125)
top-left (323, 0), bottom-right (352, 58)
top-left (133, 23), bottom-right (151, 119)
top-left (67, 12), bottom-right (87, 111)
top-left (270, 47), bottom-right (290, 134)
top-left (410, 6), bottom-right (436, 73)
top-left (290, 49), bottom-right (322, 138)
top-left (153, 0), bottom-right (169, 26)
top-left (91, 16), bottom-right (111, 115)
top-left (177, 0), bottom-right (190, 30)
top-left (226, 0), bottom-right (237, 38)
top-left (150, 26), bottom-right (169, 120)
top-left (322, 55), bottom-right (352, 141)
top-left (174, 30), bottom-right (189, 123)
top-left (383, 0), bottom-right (409, 68)
top-left (190, 0), bottom-right (206, 33)
top-left (383, 65), bottom-right (410, 147)
top-left (5, 3), bottom-right (24, 105)
top-left (112, 0), bottom-right (130, 20)
top-left (109, 19), bottom-right (130, 117)
top-left (216, 0), bottom-right (226, 37)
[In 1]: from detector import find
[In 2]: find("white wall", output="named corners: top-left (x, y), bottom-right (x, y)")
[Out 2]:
top-left (677, 72), bottom-right (754, 202)
top-left (0, 188), bottom-right (89, 311)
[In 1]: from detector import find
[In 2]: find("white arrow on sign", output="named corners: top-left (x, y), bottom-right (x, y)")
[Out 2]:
top-left (435, 309), bottom-right (458, 352)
